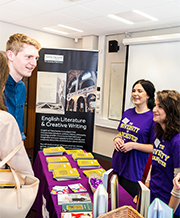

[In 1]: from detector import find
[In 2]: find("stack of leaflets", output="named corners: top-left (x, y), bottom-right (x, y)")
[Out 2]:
top-left (72, 152), bottom-right (94, 161)
top-left (48, 162), bottom-right (72, 172)
top-left (43, 146), bottom-right (66, 155)
top-left (62, 202), bottom-right (93, 213)
top-left (68, 183), bottom-right (87, 192)
top-left (58, 193), bottom-right (91, 205)
top-left (83, 168), bottom-right (106, 178)
top-left (46, 156), bottom-right (69, 164)
top-left (77, 160), bottom-right (100, 169)
top-left (66, 149), bottom-right (84, 155)
top-left (61, 212), bottom-right (92, 218)
top-left (53, 168), bottom-right (80, 181)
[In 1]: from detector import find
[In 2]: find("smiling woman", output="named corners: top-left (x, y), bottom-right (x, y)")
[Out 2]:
top-left (148, 90), bottom-right (180, 217)
top-left (111, 79), bottom-right (155, 198)
top-left (153, 98), bottom-right (166, 130)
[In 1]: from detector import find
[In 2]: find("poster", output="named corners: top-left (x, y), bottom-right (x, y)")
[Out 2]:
top-left (34, 48), bottom-right (98, 157)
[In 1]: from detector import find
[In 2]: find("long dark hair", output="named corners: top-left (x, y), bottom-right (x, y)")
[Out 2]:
top-left (0, 51), bottom-right (9, 111)
top-left (132, 79), bottom-right (155, 110)
top-left (155, 90), bottom-right (180, 141)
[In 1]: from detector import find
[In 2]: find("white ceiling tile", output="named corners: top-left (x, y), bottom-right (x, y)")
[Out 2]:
top-left (115, 0), bottom-right (172, 9)
top-left (80, 0), bottom-right (132, 15)
top-left (86, 16), bottom-right (128, 28)
top-left (18, 0), bottom-right (70, 11)
top-left (171, 0), bottom-right (180, 6)
top-left (142, 3), bottom-right (180, 19)
top-left (0, 0), bottom-right (16, 5)
top-left (65, 20), bottom-right (101, 31)
top-left (33, 12), bottom-right (80, 27)
top-left (0, 7), bottom-right (29, 22)
top-left (56, 5), bottom-right (102, 20)
top-left (1, 0), bottom-right (49, 16)
top-left (115, 11), bottom-right (150, 23)
top-left (161, 17), bottom-right (180, 27)
top-left (126, 20), bottom-right (173, 33)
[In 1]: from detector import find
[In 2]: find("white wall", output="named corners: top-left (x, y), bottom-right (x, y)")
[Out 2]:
top-left (93, 26), bottom-right (180, 159)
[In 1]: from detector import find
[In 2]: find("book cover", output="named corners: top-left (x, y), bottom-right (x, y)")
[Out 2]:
top-left (53, 168), bottom-right (80, 180)
top-left (66, 149), bottom-right (85, 155)
top-left (102, 168), bottom-right (114, 199)
top-left (58, 193), bottom-right (91, 205)
top-left (77, 160), bottom-right (100, 169)
top-left (48, 162), bottom-right (72, 172)
top-left (136, 181), bottom-right (150, 218)
top-left (147, 198), bottom-right (173, 218)
top-left (51, 186), bottom-right (69, 194)
top-left (93, 184), bottom-right (108, 218)
top-left (110, 174), bottom-right (119, 210)
top-left (68, 183), bottom-right (87, 192)
top-left (61, 212), bottom-right (92, 218)
top-left (83, 168), bottom-right (106, 178)
top-left (46, 156), bottom-right (69, 163)
top-left (72, 153), bottom-right (94, 161)
top-left (43, 146), bottom-right (66, 155)
top-left (62, 203), bottom-right (93, 212)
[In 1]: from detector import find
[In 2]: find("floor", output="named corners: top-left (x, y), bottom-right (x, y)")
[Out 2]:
top-left (26, 148), bottom-right (112, 218)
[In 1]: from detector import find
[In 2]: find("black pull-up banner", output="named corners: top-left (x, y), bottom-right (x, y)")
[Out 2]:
top-left (34, 48), bottom-right (98, 158)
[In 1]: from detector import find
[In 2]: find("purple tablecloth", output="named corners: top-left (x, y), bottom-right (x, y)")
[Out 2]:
top-left (32, 151), bottom-right (136, 218)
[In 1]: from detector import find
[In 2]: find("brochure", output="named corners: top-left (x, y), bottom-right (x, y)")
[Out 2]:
top-left (58, 193), bottom-right (91, 205)
top-left (43, 146), bottom-right (66, 155)
top-left (68, 183), bottom-right (87, 192)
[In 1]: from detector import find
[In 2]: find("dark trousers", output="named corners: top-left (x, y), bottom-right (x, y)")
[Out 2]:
top-left (114, 173), bottom-right (138, 198)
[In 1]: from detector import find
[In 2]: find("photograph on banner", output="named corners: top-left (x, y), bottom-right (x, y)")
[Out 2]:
top-left (66, 70), bottom-right (97, 113)
top-left (36, 71), bottom-right (66, 114)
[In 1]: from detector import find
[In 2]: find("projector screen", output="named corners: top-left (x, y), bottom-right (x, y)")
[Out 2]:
top-left (124, 41), bottom-right (180, 110)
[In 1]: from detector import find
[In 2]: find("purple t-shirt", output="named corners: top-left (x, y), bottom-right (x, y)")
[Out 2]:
top-left (111, 108), bottom-right (155, 182)
top-left (150, 133), bottom-right (180, 204)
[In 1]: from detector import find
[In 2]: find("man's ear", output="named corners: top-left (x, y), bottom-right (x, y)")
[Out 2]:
top-left (6, 50), bottom-right (15, 61)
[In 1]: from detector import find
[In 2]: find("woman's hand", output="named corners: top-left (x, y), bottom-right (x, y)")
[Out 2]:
top-left (119, 142), bottom-right (134, 153)
top-left (173, 173), bottom-right (180, 190)
top-left (114, 137), bottom-right (124, 151)
top-left (133, 195), bottom-right (138, 204)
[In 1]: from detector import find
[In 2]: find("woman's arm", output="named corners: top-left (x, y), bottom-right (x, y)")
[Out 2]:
top-left (169, 168), bottom-right (180, 212)
top-left (145, 165), bottom-right (152, 188)
top-left (169, 195), bottom-right (180, 212)
top-left (119, 142), bottom-right (153, 153)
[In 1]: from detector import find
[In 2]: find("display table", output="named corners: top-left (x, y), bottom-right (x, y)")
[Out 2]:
top-left (32, 151), bottom-right (136, 218)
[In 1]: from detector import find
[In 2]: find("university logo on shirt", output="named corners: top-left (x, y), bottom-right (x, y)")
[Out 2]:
top-left (152, 138), bottom-right (170, 167)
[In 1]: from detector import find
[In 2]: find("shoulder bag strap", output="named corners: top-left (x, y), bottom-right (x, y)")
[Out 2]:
top-left (11, 167), bottom-right (22, 208)
top-left (0, 142), bottom-right (24, 208)
top-left (0, 141), bottom-right (24, 168)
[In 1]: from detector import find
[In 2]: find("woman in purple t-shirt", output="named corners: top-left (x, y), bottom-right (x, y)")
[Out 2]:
top-left (146, 90), bottom-right (180, 217)
top-left (112, 79), bottom-right (155, 197)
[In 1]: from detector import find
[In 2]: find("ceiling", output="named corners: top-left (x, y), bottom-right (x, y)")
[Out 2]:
top-left (0, 0), bottom-right (180, 39)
